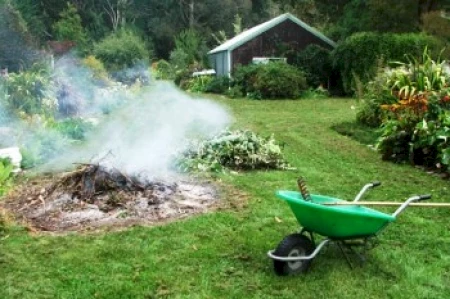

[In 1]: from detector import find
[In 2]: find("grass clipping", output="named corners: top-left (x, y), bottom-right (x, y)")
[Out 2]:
top-left (182, 130), bottom-right (292, 172)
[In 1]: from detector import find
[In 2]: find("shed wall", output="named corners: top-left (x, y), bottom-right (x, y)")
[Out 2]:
top-left (209, 51), bottom-right (229, 76)
top-left (231, 19), bottom-right (332, 72)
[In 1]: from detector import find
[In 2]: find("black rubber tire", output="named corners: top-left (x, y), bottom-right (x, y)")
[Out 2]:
top-left (273, 233), bottom-right (316, 276)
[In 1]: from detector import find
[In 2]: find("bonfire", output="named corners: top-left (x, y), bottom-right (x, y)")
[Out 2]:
top-left (3, 164), bottom-right (218, 232)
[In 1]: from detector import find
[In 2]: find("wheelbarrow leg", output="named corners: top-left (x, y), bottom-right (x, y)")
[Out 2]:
top-left (337, 242), bottom-right (354, 269)
top-left (337, 238), bottom-right (375, 269)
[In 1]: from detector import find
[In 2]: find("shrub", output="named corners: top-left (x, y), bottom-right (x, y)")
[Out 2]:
top-left (0, 157), bottom-right (13, 196)
top-left (233, 62), bottom-right (307, 99)
top-left (356, 100), bottom-right (385, 127)
top-left (301, 86), bottom-right (329, 99)
top-left (225, 86), bottom-right (243, 98)
top-left (52, 3), bottom-right (88, 51)
top-left (186, 76), bottom-right (214, 93)
top-left (294, 44), bottom-right (332, 88)
top-left (173, 29), bottom-right (208, 67)
top-left (153, 59), bottom-right (175, 80)
top-left (204, 76), bottom-right (230, 94)
top-left (181, 129), bottom-right (292, 172)
top-left (232, 63), bottom-right (261, 97)
top-left (49, 117), bottom-right (93, 141)
top-left (254, 62), bottom-right (307, 98)
top-left (93, 29), bottom-right (150, 72)
top-left (184, 75), bottom-right (230, 94)
top-left (332, 32), bottom-right (445, 94)
top-left (372, 49), bottom-right (450, 169)
top-left (82, 55), bottom-right (108, 81)
top-left (4, 68), bottom-right (56, 115)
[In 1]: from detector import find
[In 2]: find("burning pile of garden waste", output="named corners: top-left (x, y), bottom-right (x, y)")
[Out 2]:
top-left (3, 163), bottom-right (219, 232)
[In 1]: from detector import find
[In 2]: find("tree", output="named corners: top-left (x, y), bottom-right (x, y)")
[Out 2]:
top-left (52, 3), bottom-right (87, 44)
top-left (103, 0), bottom-right (131, 31)
top-left (422, 11), bottom-right (450, 41)
top-left (0, 1), bottom-right (41, 71)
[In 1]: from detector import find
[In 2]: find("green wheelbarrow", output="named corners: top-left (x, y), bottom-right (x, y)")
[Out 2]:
top-left (267, 181), bottom-right (431, 275)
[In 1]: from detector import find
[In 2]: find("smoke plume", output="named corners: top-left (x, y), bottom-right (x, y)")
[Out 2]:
top-left (2, 56), bottom-right (231, 181)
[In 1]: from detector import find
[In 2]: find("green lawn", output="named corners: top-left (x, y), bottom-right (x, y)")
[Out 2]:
top-left (2, 97), bottom-right (450, 299)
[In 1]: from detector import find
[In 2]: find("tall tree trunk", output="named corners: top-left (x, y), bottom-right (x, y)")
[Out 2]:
top-left (189, 0), bottom-right (194, 28)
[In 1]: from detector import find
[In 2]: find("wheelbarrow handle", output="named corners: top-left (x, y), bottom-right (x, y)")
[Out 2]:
top-left (393, 194), bottom-right (433, 217)
top-left (371, 181), bottom-right (381, 187)
top-left (354, 181), bottom-right (382, 202)
top-left (419, 194), bottom-right (432, 201)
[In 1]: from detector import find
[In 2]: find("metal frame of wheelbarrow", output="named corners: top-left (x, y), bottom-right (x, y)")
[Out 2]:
top-left (267, 182), bottom-right (431, 275)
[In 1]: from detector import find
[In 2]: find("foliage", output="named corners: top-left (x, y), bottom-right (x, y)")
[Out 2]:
top-left (0, 157), bottom-right (13, 196)
top-left (184, 75), bottom-right (230, 94)
top-left (294, 44), bottom-right (332, 88)
top-left (153, 59), bottom-right (175, 80)
top-left (186, 76), bottom-right (214, 93)
top-left (52, 3), bottom-right (87, 49)
top-left (169, 48), bottom-right (190, 72)
top-left (421, 11), bottom-right (450, 41)
top-left (19, 126), bottom-right (67, 169)
top-left (225, 85), bottom-right (244, 98)
top-left (332, 32), bottom-right (445, 94)
top-left (82, 55), bottom-right (109, 81)
top-left (93, 29), bottom-right (150, 72)
top-left (356, 100), bottom-right (385, 127)
top-left (368, 49), bottom-right (450, 169)
top-left (173, 29), bottom-right (208, 67)
top-left (232, 62), bottom-right (307, 99)
top-left (3, 68), bottom-right (56, 115)
top-left (0, 1), bottom-right (41, 72)
top-left (204, 76), bottom-right (231, 94)
top-left (337, 0), bottom-right (419, 38)
top-left (50, 118), bottom-right (94, 141)
top-left (181, 129), bottom-right (292, 172)
top-left (301, 86), bottom-right (329, 99)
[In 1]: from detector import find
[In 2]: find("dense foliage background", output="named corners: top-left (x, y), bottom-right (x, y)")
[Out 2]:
top-left (1, 0), bottom-right (449, 67)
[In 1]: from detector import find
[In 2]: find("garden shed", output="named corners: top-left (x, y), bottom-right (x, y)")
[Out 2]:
top-left (208, 13), bottom-right (336, 77)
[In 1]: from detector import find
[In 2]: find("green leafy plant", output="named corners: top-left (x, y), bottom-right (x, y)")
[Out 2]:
top-left (52, 3), bottom-right (87, 50)
top-left (51, 118), bottom-right (93, 141)
top-left (4, 68), bottom-right (55, 115)
top-left (82, 55), bottom-right (109, 81)
top-left (352, 47), bottom-right (450, 171)
top-left (93, 29), bottom-right (150, 72)
top-left (0, 157), bottom-right (13, 196)
top-left (332, 32), bottom-right (445, 94)
top-left (232, 62), bottom-right (307, 99)
top-left (204, 76), bottom-right (230, 94)
top-left (186, 75), bottom-right (214, 93)
top-left (301, 87), bottom-right (329, 99)
top-left (294, 44), bottom-right (332, 88)
top-left (153, 59), bottom-right (175, 80)
top-left (173, 29), bottom-right (208, 68)
top-left (181, 129), bottom-right (292, 172)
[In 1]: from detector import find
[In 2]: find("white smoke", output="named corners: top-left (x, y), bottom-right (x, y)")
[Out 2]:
top-left (54, 81), bottom-right (231, 180)
top-left (2, 56), bottom-right (231, 180)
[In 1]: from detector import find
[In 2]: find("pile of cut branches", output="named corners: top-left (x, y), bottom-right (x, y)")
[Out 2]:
top-left (181, 130), bottom-right (293, 172)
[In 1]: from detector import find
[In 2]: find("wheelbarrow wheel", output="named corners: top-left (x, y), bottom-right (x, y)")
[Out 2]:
top-left (273, 234), bottom-right (315, 276)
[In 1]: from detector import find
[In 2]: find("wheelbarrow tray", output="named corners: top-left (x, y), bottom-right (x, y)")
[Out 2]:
top-left (277, 191), bottom-right (395, 239)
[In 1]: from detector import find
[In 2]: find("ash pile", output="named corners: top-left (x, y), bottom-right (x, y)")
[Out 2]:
top-left (5, 164), bottom-right (218, 232)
